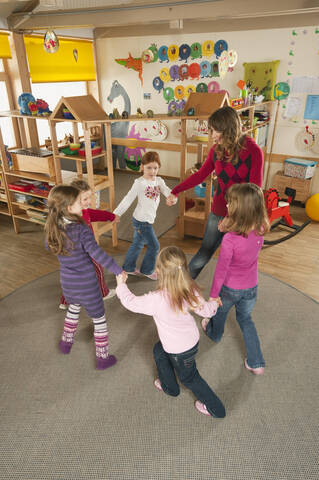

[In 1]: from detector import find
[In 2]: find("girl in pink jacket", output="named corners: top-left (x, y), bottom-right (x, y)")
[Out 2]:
top-left (202, 183), bottom-right (270, 375)
top-left (116, 246), bottom-right (225, 418)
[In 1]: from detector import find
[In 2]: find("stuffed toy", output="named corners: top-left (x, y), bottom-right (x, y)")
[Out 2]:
top-left (18, 93), bottom-right (36, 115)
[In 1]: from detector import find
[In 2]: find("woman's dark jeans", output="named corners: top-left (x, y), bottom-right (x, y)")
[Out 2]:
top-left (153, 341), bottom-right (225, 418)
top-left (206, 285), bottom-right (265, 369)
top-left (189, 213), bottom-right (225, 279)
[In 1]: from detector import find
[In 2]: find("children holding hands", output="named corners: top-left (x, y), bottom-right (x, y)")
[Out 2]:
top-left (46, 143), bottom-right (267, 420)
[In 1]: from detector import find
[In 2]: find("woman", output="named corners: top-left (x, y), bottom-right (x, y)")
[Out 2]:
top-left (166, 106), bottom-right (263, 279)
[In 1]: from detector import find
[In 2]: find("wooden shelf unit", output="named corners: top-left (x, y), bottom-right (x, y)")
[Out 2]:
top-left (49, 94), bottom-right (118, 246)
top-left (0, 116), bottom-right (56, 232)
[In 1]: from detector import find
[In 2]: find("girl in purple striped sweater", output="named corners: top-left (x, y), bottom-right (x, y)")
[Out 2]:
top-left (45, 185), bottom-right (124, 370)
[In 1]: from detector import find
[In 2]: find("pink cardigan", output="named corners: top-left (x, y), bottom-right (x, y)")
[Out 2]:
top-left (116, 284), bottom-right (218, 354)
top-left (210, 230), bottom-right (264, 298)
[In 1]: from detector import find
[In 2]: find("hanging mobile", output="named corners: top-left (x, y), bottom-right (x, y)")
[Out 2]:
top-left (43, 29), bottom-right (59, 53)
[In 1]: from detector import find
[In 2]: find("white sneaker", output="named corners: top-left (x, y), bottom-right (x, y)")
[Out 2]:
top-left (143, 271), bottom-right (157, 280)
top-left (103, 289), bottom-right (116, 300)
top-left (59, 303), bottom-right (68, 310)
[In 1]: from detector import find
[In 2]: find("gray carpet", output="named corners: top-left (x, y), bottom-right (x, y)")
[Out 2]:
top-left (103, 171), bottom-right (179, 242)
top-left (0, 255), bottom-right (318, 480)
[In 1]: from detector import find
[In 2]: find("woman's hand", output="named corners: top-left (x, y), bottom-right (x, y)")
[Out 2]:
top-left (114, 215), bottom-right (121, 224)
top-left (218, 219), bottom-right (227, 232)
top-left (166, 194), bottom-right (177, 206)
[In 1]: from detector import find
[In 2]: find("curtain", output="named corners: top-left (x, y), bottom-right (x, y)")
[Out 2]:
top-left (24, 35), bottom-right (96, 83)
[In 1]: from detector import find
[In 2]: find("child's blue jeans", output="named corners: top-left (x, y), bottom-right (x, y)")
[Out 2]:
top-left (123, 217), bottom-right (160, 275)
top-left (206, 285), bottom-right (265, 369)
top-left (153, 341), bottom-right (226, 418)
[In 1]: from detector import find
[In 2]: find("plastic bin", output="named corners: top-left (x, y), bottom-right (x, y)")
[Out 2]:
top-left (284, 158), bottom-right (317, 179)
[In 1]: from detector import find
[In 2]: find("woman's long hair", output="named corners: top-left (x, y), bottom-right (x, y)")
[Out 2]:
top-left (156, 246), bottom-right (203, 312)
top-left (44, 185), bottom-right (84, 255)
top-left (222, 183), bottom-right (270, 237)
top-left (208, 106), bottom-right (246, 164)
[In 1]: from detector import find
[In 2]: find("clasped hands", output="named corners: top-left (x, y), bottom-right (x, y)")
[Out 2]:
top-left (166, 194), bottom-right (178, 206)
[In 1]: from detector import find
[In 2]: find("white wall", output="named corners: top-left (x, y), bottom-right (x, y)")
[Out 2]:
top-left (96, 26), bottom-right (319, 192)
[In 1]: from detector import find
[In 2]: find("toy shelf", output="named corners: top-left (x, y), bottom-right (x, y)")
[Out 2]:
top-left (56, 151), bottom-right (106, 162)
top-left (13, 212), bottom-right (46, 225)
top-left (6, 169), bottom-right (55, 183)
top-left (49, 94), bottom-right (117, 246)
top-left (8, 189), bottom-right (50, 199)
top-left (11, 201), bottom-right (47, 212)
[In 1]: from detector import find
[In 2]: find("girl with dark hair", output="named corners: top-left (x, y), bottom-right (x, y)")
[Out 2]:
top-left (166, 106), bottom-right (264, 279)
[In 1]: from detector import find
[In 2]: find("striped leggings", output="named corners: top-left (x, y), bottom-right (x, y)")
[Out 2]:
top-left (61, 304), bottom-right (109, 359)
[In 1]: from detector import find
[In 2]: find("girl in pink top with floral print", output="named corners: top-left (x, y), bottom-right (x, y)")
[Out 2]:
top-left (116, 246), bottom-right (225, 419)
top-left (202, 183), bottom-right (270, 375)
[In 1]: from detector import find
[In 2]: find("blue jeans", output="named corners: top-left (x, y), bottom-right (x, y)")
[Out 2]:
top-left (123, 217), bottom-right (160, 275)
top-left (189, 212), bottom-right (225, 279)
top-left (153, 341), bottom-right (226, 418)
top-left (206, 285), bottom-right (265, 369)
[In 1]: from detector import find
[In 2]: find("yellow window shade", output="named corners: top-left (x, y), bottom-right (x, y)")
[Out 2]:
top-left (24, 35), bottom-right (96, 83)
top-left (0, 32), bottom-right (12, 59)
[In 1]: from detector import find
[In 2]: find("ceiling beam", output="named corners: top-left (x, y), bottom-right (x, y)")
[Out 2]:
top-left (94, 11), bottom-right (319, 38)
top-left (7, 0), bottom-right (319, 31)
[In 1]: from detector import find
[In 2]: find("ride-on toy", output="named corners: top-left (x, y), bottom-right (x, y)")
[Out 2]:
top-left (264, 187), bottom-right (310, 245)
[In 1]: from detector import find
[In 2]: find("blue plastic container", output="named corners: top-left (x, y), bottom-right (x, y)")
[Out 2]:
top-left (194, 182), bottom-right (214, 198)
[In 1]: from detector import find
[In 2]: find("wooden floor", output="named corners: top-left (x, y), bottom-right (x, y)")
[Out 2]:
top-left (1, 205), bottom-right (318, 302)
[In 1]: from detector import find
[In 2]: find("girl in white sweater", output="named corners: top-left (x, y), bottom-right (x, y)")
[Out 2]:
top-left (114, 151), bottom-right (172, 280)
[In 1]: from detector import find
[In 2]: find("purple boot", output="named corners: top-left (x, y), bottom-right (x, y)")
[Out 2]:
top-left (96, 354), bottom-right (117, 370)
top-left (59, 340), bottom-right (72, 354)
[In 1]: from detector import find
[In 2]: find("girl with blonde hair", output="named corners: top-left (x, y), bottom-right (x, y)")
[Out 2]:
top-left (116, 246), bottom-right (225, 418)
top-left (45, 185), bottom-right (123, 370)
top-left (202, 183), bottom-right (270, 375)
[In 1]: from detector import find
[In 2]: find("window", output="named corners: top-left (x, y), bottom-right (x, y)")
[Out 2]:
top-left (32, 81), bottom-right (86, 145)
top-left (0, 80), bottom-right (15, 147)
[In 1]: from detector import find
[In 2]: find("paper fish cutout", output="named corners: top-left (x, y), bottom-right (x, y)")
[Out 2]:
top-left (115, 53), bottom-right (143, 85)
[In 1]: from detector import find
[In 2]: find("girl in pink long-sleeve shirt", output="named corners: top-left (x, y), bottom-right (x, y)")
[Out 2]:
top-left (116, 246), bottom-right (225, 419)
top-left (202, 183), bottom-right (270, 375)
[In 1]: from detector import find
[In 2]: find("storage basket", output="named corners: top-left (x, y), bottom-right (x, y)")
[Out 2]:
top-left (284, 158), bottom-right (317, 179)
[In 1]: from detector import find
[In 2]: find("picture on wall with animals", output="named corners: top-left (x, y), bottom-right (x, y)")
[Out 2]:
top-left (243, 60), bottom-right (280, 100)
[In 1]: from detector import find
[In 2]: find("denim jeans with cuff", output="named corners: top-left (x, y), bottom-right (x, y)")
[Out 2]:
top-left (123, 217), bottom-right (160, 275)
top-left (189, 212), bottom-right (225, 279)
top-left (153, 341), bottom-right (226, 418)
top-left (206, 285), bottom-right (265, 369)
